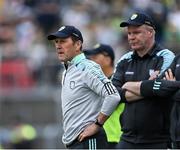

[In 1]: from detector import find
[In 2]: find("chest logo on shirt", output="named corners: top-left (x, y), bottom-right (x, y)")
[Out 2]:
top-left (125, 71), bottom-right (134, 75)
top-left (70, 81), bottom-right (76, 89)
top-left (176, 64), bottom-right (180, 68)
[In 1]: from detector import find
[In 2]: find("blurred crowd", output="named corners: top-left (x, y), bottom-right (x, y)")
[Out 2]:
top-left (1, 0), bottom-right (180, 149)
top-left (0, 0), bottom-right (180, 88)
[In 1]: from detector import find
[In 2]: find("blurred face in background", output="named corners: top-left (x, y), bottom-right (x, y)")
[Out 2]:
top-left (89, 53), bottom-right (112, 69)
top-left (53, 37), bottom-right (81, 62)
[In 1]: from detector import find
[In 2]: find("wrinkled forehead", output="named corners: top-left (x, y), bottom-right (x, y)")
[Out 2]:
top-left (53, 36), bottom-right (73, 42)
top-left (127, 24), bottom-right (148, 31)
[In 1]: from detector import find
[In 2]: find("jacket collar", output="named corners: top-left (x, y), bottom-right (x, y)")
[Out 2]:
top-left (64, 53), bottom-right (86, 69)
top-left (132, 43), bottom-right (163, 59)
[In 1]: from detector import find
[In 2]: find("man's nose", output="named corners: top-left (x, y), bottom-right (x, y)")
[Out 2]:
top-left (55, 43), bottom-right (62, 49)
top-left (128, 34), bottom-right (135, 40)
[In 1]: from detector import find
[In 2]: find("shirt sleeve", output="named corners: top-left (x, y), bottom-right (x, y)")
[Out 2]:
top-left (141, 54), bottom-right (180, 98)
top-left (156, 49), bottom-right (175, 75)
top-left (141, 79), bottom-right (180, 98)
top-left (83, 64), bottom-right (121, 116)
top-left (158, 55), bottom-right (177, 79)
top-left (112, 59), bottom-right (127, 103)
top-left (172, 89), bottom-right (180, 102)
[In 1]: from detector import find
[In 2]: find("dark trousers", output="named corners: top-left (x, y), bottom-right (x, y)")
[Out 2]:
top-left (116, 139), bottom-right (170, 149)
top-left (106, 142), bottom-right (118, 149)
top-left (172, 141), bottom-right (180, 149)
top-left (66, 128), bottom-right (108, 149)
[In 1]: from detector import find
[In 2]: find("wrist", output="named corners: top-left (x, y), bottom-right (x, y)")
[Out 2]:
top-left (94, 119), bottom-right (103, 127)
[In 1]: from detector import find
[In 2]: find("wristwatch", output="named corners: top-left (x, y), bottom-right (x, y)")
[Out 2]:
top-left (95, 119), bottom-right (103, 127)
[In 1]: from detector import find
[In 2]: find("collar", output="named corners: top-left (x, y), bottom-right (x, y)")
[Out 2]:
top-left (71, 53), bottom-right (86, 65)
top-left (64, 53), bottom-right (86, 69)
top-left (132, 43), bottom-right (163, 59)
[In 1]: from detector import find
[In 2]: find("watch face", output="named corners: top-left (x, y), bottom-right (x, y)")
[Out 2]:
top-left (95, 119), bottom-right (103, 127)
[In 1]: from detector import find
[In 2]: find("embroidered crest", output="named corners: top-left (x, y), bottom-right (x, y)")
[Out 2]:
top-left (131, 13), bottom-right (138, 20)
top-left (58, 26), bottom-right (65, 31)
top-left (94, 43), bottom-right (100, 49)
top-left (70, 81), bottom-right (75, 89)
top-left (125, 71), bottom-right (134, 75)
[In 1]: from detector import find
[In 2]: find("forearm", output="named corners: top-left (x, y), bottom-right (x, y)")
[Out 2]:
top-left (141, 79), bottom-right (180, 97)
top-left (122, 79), bottom-right (180, 100)
top-left (121, 81), bottom-right (143, 102)
top-left (101, 91), bottom-right (120, 116)
top-left (125, 90), bottom-right (143, 102)
top-left (122, 81), bottom-right (142, 95)
top-left (97, 112), bottom-right (109, 125)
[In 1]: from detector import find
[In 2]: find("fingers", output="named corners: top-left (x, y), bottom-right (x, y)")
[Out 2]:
top-left (165, 69), bottom-right (175, 81)
top-left (168, 69), bottom-right (174, 80)
top-left (77, 123), bottom-right (99, 142)
top-left (78, 132), bottom-right (85, 142)
top-left (154, 70), bottom-right (160, 75)
top-left (165, 69), bottom-right (170, 80)
top-left (149, 70), bottom-right (159, 80)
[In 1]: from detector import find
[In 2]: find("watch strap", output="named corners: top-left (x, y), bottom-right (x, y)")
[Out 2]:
top-left (95, 119), bottom-right (103, 127)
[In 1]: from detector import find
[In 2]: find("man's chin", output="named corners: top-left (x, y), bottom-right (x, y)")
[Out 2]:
top-left (131, 46), bottom-right (141, 51)
top-left (58, 57), bottom-right (65, 62)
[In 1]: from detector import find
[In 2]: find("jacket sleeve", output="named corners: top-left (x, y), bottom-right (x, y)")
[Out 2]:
top-left (141, 54), bottom-right (180, 98)
top-left (141, 79), bottom-right (180, 97)
top-left (158, 54), bottom-right (177, 79)
top-left (172, 89), bottom-right (180, 101)
top-left (156, 49), bottom-right (175, 75)
top-left (83, 64), bottom-right (121, 116)
top-left (111, 60), bottom-right (127, 103)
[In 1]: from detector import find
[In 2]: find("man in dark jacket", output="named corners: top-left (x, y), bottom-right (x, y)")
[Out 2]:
top-left (122, 54), bottom-right (180, 149)
top-left (112, 11), bottom-right (175, 149)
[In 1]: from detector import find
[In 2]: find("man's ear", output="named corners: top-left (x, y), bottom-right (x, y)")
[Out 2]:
top-left (75, 41), bottom-right (82, 50)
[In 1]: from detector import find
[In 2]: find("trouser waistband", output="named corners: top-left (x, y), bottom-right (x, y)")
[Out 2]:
top-left (65, 128), bottom-right (107, 149)
top-left (66, 138), bottom-right (79, 148)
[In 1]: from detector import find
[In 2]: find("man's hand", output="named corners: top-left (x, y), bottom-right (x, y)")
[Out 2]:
top-left (122, 82), bottom-right (143, 101)
top-left (149, 70), bottom-right (159, 80)
top-left (78, 123), bottom-right (100, 142)
top-left (164, 69), bottom-right (176, 81)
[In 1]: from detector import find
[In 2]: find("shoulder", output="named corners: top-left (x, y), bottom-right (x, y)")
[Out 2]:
top-left (118, 51), bottom-right (133, 62)
top-left (156, 49), bottom-right (175, 58)
top-left (75, 58), bottom-right (99, 71)
top-left (116, 51), bottom-right (133, 64)
top-left (75, 59), bottom-right (106, 81)
top-left (155, 49), bottom-right (175, 65)
top-left (155, 49), bottom-right (175, 74)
